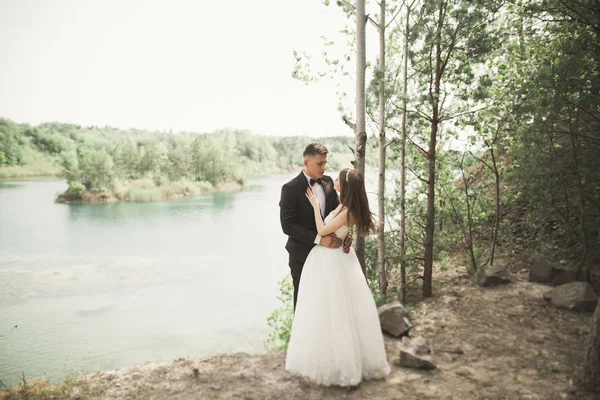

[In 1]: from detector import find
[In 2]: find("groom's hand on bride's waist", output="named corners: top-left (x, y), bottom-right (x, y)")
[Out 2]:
top-left (319, 234), bottom-right (342, 248)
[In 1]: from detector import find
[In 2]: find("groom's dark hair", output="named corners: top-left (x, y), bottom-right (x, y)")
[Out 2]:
top-left (303, 143), bottom-right (328, 157)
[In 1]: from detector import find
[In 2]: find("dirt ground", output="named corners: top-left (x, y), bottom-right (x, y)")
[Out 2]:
top-left (15, 263), bottom-right (600, 399)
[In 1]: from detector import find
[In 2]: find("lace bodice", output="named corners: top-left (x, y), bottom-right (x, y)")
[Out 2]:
top-left (324, 210), bottom-right (350, 240)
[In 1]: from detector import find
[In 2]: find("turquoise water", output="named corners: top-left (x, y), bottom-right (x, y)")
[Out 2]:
top-left (0, 175), bottom-right (293, 385)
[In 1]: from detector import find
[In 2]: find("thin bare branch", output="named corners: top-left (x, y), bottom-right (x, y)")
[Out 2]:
top-left (409, 138), bottom-right (430, 158)
top-left (406, 232), bottom-right (426, 247)
top-left (387, 125), bottom-right (431, 158)
top-left (407, 165), bottom-right (429, 184)
top-left (549, 129), bottom-right (600, 145)
top-left (440, 103), bottom-right (494, 122)
top-left (469, 151), bottom-right (494, 173)
top-left (390, 99), bottom-right (433, 122)
top-left (385, 0), bottom-right (405, 29)
top-left (343, 116), bottom-right (357, 132)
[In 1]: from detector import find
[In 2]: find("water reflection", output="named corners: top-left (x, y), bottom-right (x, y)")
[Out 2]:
top-left (0, 181), bottom-right (24, 189)
top-left (209, 191), bottom-right (237, 211)
top-left (65, 188), bottom-right (246, 225)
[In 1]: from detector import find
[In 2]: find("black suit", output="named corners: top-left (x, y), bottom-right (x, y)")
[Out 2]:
top-left (279, 171), bottom-right (339, 310)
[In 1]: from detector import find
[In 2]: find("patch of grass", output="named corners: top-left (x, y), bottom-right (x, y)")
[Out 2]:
top-left (126, 187), bottom-right (166, 202)
top-left (134, 178), bottom-right (156, 190)
top-left (372, 288), bottom-right (397, 307)
top-left (438, 252), bottom-right (453, 272)
top-left (170, 179), bottom-right (213, 196)
top-left (524, 350), bottom-right (562, 375)
top-left (124, 179), bottom-right (215, 202)
top-left (0, 372), bottom-right (97, 400)
top-left (0, 164), bottom-right (63, 178)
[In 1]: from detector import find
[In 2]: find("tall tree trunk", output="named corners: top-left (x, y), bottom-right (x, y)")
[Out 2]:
top-left (569, 114), bottom-right (589, 277)
top-left (377, 0), bottom-right (388, 296)
top-left (583, 299), bottom-right (600, 391)
top-left (399, 2), bottom-right (412, 303)
top-left (547, 128), bottom-right (572, 229)
top-left (460, 154), bottom-right (477, 273)
top-left (489, 147), bottom-right (500, 266)
top-left (423, 1), bottom-right (444, 298)
top-left (355, 0), bottom-right (367, 274)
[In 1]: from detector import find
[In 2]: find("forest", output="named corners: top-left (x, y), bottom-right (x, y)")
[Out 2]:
top-left (0, 118), bottom-right (357, 202)
top-left (270, 0), bottom-right (600, 391)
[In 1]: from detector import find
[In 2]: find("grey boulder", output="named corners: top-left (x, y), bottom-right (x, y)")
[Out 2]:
top-left (378, 301), bottom-right (412, 337)
top-left (546, 282), bottom-right (598, 312)
top-left (477, 264), bottom-right (510, 287)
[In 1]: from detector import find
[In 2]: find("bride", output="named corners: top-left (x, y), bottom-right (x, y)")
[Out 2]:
top-left (285, 168), bottom-right (390, 387)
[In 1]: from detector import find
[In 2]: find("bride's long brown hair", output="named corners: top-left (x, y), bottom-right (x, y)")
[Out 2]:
top-left (336, 168), bottom-right (375, 237)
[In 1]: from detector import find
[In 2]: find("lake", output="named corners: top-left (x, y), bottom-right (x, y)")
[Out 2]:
top-left (0, 174), bottom-right (294, 386)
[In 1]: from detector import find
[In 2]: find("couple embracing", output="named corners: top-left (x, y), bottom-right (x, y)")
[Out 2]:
top-left (279, 142), bottom-right (390, 387)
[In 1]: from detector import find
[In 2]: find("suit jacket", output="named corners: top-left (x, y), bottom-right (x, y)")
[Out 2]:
top-left (279, 171), bottom-right (340, 264)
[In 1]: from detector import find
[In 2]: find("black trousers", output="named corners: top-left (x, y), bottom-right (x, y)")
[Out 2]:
top-left (289, 258), bottom-right (306, 311)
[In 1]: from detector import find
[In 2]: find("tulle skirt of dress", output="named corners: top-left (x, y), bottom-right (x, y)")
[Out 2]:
top-left (285, 245), bottom-right (390, 386)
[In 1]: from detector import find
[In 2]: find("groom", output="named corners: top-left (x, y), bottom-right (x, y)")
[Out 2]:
top-left (279, 142), bottom-right (351, 310)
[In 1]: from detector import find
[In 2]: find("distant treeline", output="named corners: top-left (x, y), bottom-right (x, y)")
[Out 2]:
top-left (0, 118), bottom-right (358, 200)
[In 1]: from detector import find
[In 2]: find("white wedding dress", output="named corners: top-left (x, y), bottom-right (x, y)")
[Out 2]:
top-left (285, 210), bottom-right (390, 386)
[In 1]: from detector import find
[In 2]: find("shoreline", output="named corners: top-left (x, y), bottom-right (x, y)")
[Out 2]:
top-left (54, 181), bottom-right (245, 204)
top-left (1, 166), bottom-right (363, 205)
top-left (0, 173), bottom-right (62, 180)
top-left (1, 167), bottom-right (302, 204)
top-left (0, 264), bottom-right (595, 399)
top-left (0, 164), bottom-right (64, 180)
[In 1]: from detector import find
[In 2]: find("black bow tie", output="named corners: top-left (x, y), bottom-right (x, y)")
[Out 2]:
top-left (310, 178), bottom-right (323, 186)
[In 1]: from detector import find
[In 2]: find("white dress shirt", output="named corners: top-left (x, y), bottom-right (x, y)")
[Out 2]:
top-left (303, 170), bottom-right (326, 245)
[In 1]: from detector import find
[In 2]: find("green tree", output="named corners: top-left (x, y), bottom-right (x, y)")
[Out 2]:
top-left (407, 0), bottom-right (503, 297)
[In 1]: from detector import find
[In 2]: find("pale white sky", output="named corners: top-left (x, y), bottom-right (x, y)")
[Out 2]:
top-left (0, 0), bottom-right (362, 136)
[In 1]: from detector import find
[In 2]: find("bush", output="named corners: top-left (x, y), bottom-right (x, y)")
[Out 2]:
top-left (170, 179), bottom-right (213, 195)
top-left (58, 181), bottom-right (87, 201)
top-left (68, 181), bottom-right (86, 198)
top-left (264, 276), bottom-right (294, 352)
top-left (195, 180), bottom-right (213, 193)
top-left (74, 149), bottom-right (115, 191)
top-left (171, 179), bottom-right (196, 195)
top-left (126, 187), bottom-right (165, 202)
top-left (134, 178), bottom-right (156, 190)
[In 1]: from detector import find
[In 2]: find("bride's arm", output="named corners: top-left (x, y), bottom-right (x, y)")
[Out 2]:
top-left (306, 187), bottom-right (348, 236)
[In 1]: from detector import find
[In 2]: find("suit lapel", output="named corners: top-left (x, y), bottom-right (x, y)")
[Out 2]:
top-left (323, 176), bottom-right (334, 215)
top-left (295, 171), bottom-right (313, 211)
